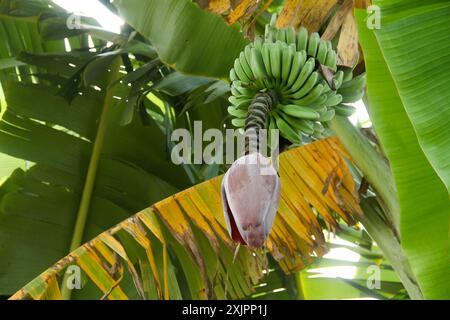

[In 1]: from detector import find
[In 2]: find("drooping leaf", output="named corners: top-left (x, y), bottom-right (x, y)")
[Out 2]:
top-left (9, 137), bottom-right (362, 300)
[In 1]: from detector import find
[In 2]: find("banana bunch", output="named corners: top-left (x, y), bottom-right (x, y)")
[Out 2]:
top-left (228, 16), bottom-right (366, 143)
top-left (264, 14), bottom-right (337, 71)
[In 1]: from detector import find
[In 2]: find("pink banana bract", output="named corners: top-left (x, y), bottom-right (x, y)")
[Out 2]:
top-left (221, 152), bottom-right (280, 249)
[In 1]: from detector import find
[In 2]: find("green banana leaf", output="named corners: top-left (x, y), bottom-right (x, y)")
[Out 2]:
top-left (0, 6), bottom-right (171, 296)
top-left (356, 6), bottom-right (450, 299)
top-left (372, 0), bottom-right (450, 191)
top-left (0, 79), bottom-right (188, 296)
top-left (112, 0), bottom-right (249, 79)
top-left (0, 86), bottom-right (26, 179)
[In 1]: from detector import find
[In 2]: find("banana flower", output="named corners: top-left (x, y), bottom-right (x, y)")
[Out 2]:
top-left (221, 152), bottom-right (280, 249)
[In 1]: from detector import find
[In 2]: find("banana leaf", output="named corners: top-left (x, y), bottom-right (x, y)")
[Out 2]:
top-left (0, 78), bottom-right (190, 296)
top-left (9, 137), bottom-right (362, 300)
top-left (112, 0), bottom-right (249, 79)
top-left (356, 4), bottom-right (450, 299)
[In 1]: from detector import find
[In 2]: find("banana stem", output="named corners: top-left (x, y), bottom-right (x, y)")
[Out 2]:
top-left (61, 58), bottom-right (121, 300)
top-left (244, 91), bottom-right (278, 155)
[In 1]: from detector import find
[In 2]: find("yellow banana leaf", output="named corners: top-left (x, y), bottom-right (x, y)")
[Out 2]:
top-left (10, 137), bottom-right (361, 300)
top-left (206, 0), bottom-right (265, 25)
top-left (276, 0), bottom-right (359, 67)
top-left (276, 0), bottom-right (338, 31)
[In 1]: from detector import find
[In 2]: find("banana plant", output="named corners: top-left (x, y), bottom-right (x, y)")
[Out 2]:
top-left (106, 0), bottom-right (450, 300)
top-left (0, 0), bottom-right (362, 299)
top-left (0, 0), bottom-right (449, 300)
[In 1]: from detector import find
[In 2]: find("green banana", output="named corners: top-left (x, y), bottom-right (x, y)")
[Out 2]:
top-left (289, 57), bottom-right (315, 92)
top-left (229, 96), bottom-right (252, 109)
top-left (343, 67), bottom-right (354, 82)
top-left (286, 51), bottom-right (307, 88)
top-left (309, 104), bottom-right (327, 113)
top-left (230, 85), bottom-right (240, 97)
top-left (286, 26), bottom-right (296, 45)
top-left (306, 93), bottom-right (328, 107)
top-left (334, 104), bottom-right (357, 116)
top-left (287, 71), bottom-right (319, 100)
top-left (261, 43), bottom-right (272, 79)
top-left (279, 111), bottom-right (315, 135)
top-left (233, 58), bottom-right (251, 83)
top-left (250, 46), bottom-right (268, 79)
top-left (298, 119), bottom-right (315, 134)
top-left (265, 24), bottom-right (276, 42)
top-left (340, 73), bottom-right (366, 90)
top-left (269, 42), bottom-right (282, 83)
top-left (228, 106), bottom-right (247, 118)
top-left (318, 108), bottom-right (335, 122)
top-left (276, 28), bottom-right (286, 42)
top-left (281, 44), bottom-right (295, 86)
top-left (332, 70), bottom-right (344, 90)
top-left (338, 73), bottom-right (366, 103)
top-left (316, 40), bottom-right (328, 65)
top-left (231, 89), bottom-right (250, 100)
top-left (239, 51), bottom-right (254, 81)
top-left (279, 104), bottom-right (320, 120)
top-left (270, 13), bottom-right (277, 27)
top-left (324, 50), bottom-right (337, 70)
top-left (230, 68), bottom-right (238, 82)
top-left (253, 38), bottom-right (263, 51)
top-left (313, 122), bottom-right (325, 133)
top-left (322, 78), bottom-right (332, 93)
top-left (296, 27), bottom-right (308, 51)
top-left (234, 85), bottom-right (255, 97)
top-left (264, 24), bottom-right (271, 41)
top-left (231, 118), bottom-right (246, 127)
top-left (340, 89), bottom-right (364, 103)
top-left (292, 84), bottom-right (324, 106)
top-left (274, 112), bottom-right (301, 143)
top-left (307, 32), bottom-right (320, 57)
top-left (244, 45), bottom-right (253, 70)
top-left (325, 92), bottom-right (343, 107)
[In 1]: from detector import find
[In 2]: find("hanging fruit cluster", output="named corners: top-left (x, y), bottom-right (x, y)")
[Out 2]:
top-left (228, 16), bottom-right (366, 143)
